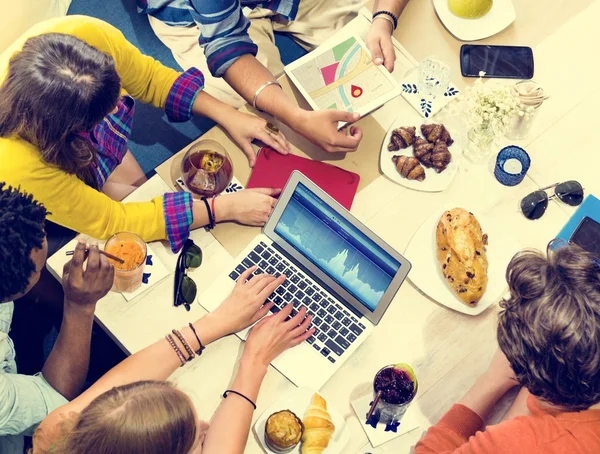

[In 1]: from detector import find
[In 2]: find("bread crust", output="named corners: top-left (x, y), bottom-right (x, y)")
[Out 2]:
top-left (436, 208), bottom-right (489, 306)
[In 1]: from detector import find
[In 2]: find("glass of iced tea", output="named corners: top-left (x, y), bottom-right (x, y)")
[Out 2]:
top-left (104, 232), bottom-right (147, 293)
top-left (181, 139), bottom-right (233, 197)
top-left (367, 363), bottom-right (418, 431)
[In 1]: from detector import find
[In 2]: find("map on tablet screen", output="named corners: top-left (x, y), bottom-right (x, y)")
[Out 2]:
top-left (285, 36), bottom-right (402, 120)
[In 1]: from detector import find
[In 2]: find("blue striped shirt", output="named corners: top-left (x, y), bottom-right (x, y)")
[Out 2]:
top-left (138, 0), bottom-right (300, 77)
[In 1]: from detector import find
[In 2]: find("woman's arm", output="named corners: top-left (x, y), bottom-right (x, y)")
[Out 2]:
top-left (366, 0), bottom-right (411, 72)
top-left (37, 269), bottom-right (283, 431)
top-left (202, 304), bottom-right (314, 454)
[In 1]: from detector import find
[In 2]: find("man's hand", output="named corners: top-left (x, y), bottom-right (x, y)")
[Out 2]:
top-left (222, 111), bottom-right (291, 167)
top-left (212, 267), bottom-right (284, 334)
top-left (366, 17), bottom-right (396, 73)
top-left (216, 188), bottom-right (281, 225)
top-left (293, 110), bottom-right (363, 153)
top-left (62, 240), bottom-right (114, 310)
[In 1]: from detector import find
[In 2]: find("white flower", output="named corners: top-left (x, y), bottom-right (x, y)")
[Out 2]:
top-left (457, 75), bottom-right (523, 134)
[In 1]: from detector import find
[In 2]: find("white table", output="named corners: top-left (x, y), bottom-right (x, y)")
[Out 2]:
top-left (47, 2), bottom-right (600, 452)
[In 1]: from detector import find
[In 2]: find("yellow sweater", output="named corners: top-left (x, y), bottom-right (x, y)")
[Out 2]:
top-left (0, 16), bottom-right (185, 243)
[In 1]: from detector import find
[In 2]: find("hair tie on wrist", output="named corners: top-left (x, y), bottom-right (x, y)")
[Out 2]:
top-left (188, 322), bottom-right (205, 355)
top-left (211, 195), bottom-right (217, 223)
top-left (223, 390), bottom-right (257, 410)
top-left (201, 197), bottom-right (215, 230)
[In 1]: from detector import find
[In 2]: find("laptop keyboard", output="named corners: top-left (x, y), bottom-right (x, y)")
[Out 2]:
top-left (228, 241), bottom-right (366, 364)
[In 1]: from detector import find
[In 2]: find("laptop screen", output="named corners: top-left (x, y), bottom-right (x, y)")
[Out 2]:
top-left (274, 183), bottom-right (401, 312)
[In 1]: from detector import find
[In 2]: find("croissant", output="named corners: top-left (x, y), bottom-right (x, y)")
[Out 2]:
top-left (387, 126), bottom-right (416, 151)
top-left (392, 155), bottom-right (425, 181)
top-left (421, 124), bottom-right (454, 146)
top-left (301, 394), bottom-right (335, 454)
top-left (431, 141), bottom-right (452, 173)
top-left (413, 137), bottom-right (434, 167)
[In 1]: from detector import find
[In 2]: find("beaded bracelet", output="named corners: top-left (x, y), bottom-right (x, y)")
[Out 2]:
top-left (165, 334), bottom-right (186, 367)
top-left (223, 389), bottom-right (257, 410)
top-left (188, 323), bottom-right (205, 355)
top-left (373, 10), bottom-right (398, 30)
top-left (172, 329), bottom-right (195, 361)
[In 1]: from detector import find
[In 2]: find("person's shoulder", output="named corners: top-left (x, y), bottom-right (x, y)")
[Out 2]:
top-left (468, 417), bottom-right (539, 453)
top-left (479, 413), bottom-right (586, 453)
top-left (0, 137), bottom-right (47, 173)
top-left (0, 303), bottom-right (16, 375)
top-left (32, 410), bottom-right (79, 454)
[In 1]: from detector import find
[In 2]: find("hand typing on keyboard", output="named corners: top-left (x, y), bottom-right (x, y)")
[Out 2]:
top-left (228, 242), bottom-right (366, 364)
top-left (211, 266), bottom-right (286, 334)
top-left (244, 304), bottom-right (315, 370)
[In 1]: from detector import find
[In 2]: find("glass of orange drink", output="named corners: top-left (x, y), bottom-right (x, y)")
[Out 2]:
top-left (104, 232), bottom-right (147, 292)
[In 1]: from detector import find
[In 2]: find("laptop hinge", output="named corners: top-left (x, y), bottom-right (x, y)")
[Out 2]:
top-left (271, 242), bottom-right (364, 319)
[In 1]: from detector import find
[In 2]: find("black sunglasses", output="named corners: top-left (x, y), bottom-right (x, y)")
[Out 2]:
top-left (174, 239), bottom-right (203, 311)
top-left (520, 181), bottom-right (584, 220)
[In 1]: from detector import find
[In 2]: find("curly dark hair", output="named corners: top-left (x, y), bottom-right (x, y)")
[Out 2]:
top-left (498, 244), bottom-right (600, 411)
top-left (0, 183), bottom-right (48, 302)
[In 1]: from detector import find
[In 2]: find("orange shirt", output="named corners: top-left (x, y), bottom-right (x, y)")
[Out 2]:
top-left (415, 395), bottom-right (600, 454)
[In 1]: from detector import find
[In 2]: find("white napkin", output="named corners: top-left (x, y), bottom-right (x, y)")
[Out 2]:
top-left (350, 393), bottom-right (424, 448)
top-left (400, 69), bottom-right (460, 118)
top-left (120, 243), bottom-right (169, 301)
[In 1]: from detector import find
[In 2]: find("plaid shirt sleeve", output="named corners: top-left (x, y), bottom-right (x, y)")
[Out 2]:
top-left (163, 192), bottom-right (194, 253)
top-left (164, 68), bottom-right (205, 122)
top-left (188, 0), bottom-right (258, 77)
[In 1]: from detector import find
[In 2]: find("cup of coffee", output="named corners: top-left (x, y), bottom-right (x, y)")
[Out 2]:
top-left (367, 363), bottom-right (418, 432)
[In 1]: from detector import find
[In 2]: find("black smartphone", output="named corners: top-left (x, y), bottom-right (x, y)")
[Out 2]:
top-left (460, 45), bottom-right (534, 79)
top-left (570, 217), bottom-right (600, 254)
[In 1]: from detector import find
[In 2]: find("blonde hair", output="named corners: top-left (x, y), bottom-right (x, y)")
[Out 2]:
top-left (42, 381), bottom-right (197, 454)
top-left (498, 244), bottom-right (600, 411)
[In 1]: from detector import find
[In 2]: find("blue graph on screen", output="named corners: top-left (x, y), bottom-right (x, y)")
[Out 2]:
top-left (275, 186), bottom-right (397, 311)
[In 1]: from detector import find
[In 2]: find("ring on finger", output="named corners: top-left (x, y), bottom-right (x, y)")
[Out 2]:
top-left (265, 122), bottom-right (279, 135)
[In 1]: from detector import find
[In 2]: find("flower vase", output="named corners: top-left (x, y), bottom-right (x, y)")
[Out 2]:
top-left (505, 104), bottom-right (542, 140)
top-left (464, 123), bottom-right (495, 164)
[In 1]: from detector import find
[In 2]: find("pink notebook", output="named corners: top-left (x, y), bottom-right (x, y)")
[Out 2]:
top-left (246, 148), bottom-right (360, 210)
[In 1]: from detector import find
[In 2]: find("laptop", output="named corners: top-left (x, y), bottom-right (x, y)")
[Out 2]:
top-left (200, 171), bottom-right (411, 390)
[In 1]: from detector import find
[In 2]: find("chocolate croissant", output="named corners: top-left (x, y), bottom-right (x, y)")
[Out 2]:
top-left (388, 126), bottom-right (416, 151)
top-left (392, 155), bottom-right (425, 181)
top-left (431, 142), bottom-right (452, 173)
top-left (421, 124), bottom-right (454, 146)
top-left (413, 137), bottom-right (434, 167)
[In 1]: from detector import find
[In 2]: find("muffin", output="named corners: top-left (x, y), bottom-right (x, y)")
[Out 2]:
top-left (264, 410), bottom-right (304, 452)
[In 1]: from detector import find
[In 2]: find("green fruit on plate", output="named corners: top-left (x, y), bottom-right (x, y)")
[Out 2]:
top-left (448, 0), bottom-right (493, 19)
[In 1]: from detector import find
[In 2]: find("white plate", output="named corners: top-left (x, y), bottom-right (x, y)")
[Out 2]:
top-left (433, 0), bottom-right (516, 42)
top-left (404, 207), bottom-right (521, 315)
top-left (254, 387), bottom-right (350, 454)
top-left (380, 113), bottom-right (462, 192)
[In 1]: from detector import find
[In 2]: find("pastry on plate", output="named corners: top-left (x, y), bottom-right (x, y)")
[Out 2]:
top-left (431, 142), bottom-right (452, 173)
top-left (392, 155), bottom-right (426, 181)
top-left (436, 208), bottom-right (489, 306)
top-left (413, 137), bottom-right (434, 167)
top-left (302, 393), bottom-right (335, 454)
top-left (265, 410), bottom-right (304, 453)
top-left (388, 126), bottom-right (417, 151)
top-left (421, 124), bottom-right (454, 146)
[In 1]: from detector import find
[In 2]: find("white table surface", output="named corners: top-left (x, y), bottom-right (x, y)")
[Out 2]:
top-left (46, 2), bottom-right (600, 452)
